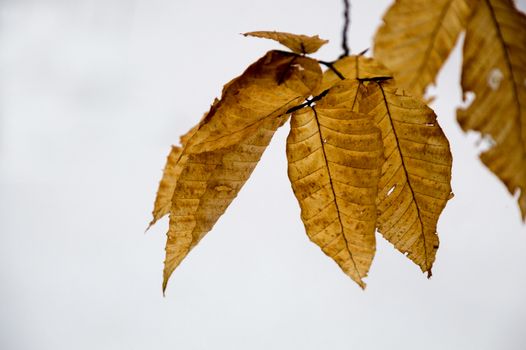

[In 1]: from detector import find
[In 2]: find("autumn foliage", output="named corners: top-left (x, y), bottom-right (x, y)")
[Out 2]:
top-left (149, 0), bottom-right (525, 293)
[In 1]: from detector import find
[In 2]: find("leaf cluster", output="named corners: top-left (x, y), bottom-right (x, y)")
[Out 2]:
top-left (149, 32), bottom-right (454, 293)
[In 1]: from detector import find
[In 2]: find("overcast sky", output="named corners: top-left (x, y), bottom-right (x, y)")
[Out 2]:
top-left (1, 1), bottom-right (525, 349)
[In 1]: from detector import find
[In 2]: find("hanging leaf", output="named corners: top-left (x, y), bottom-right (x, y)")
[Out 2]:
top-left (184, 50), bottom-right (321, 154)
top-left (244, 31), bottom-right (328, 54)
top-left (286, 81), bottom-right (383, 287)
top-left (163, 116), bottom-right (289, 292)
top-left (373, 0), bottom-right (475, 97)
top-left (457, 0), bottom-right (526, 219)
top-left (360, 80), bottom-right (453, 274)
top-left (159, 50), bottom-right (323, 292)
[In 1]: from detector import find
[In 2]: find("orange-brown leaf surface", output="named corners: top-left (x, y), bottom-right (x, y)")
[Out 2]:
top-left (149, 123), bottom-right (203, 228)
top-left (286, 81), bottom-right (383, 287)
top-left (360, 80), bottom-right (452, 274)
top-left (244, 31), bottom-right (328, 54)
top-left (183, 50), bottom-right (321, 153)
top-left (373, 0), bottom-right (475, 97)
top-left (159, 50), bottom-right (323, 292)
top-left (163, 116), bottom-right (288, 292)
top-left (457, 0), bottom-right (526, 220)
top-left (149, 146), bottom-right (183, 227)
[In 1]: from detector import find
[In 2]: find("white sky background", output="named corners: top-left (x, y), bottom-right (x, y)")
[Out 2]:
top-left (1, 0), bottom-right (525, 349)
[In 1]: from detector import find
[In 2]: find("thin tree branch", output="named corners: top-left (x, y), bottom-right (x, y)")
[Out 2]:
top-left (340, 0), bottom-right (351, 58)
top-left (358, 76), bottom-right (392, 82)
top-left (318, 60), bottom-right (346, 80)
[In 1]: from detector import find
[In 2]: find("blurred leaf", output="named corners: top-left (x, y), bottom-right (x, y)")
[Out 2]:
top-left (457, 0), bottom-right (526, 219)
top-left (373, 0), bottom-right (475, 97)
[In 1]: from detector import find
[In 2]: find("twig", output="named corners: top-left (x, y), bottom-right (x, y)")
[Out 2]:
top-left (358, 76), bottom-right (392, 82)
top-left (286, 89), bottom-right (329, 114)
top-left (340, 0), bottom-right (351, 58)
top-left (318, 60), bottom-right (346, 80)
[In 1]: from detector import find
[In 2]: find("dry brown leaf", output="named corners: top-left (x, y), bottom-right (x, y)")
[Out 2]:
top-left (457, 0), bottom-right (526, 220)
top-left (184, 50), bottom-right (321, 154)
top-left (244, 31), bottom-right (328, 54)
top-left (163, 116), bottom-right (288, 292)
top-left (373, 0), bottom-right (475, 97)
top-left (149, 146), bottom-right (184, 228)
top-left (360, 80), bottom-right (452, 274)
top-left (316, 55), bottom-right (392, 94)
top-left (148, 121), bottom-right (205, 228)
top-left (159, 50), bottom-right (323, 292)
top-left (286, 81), bottom-right (383, 287)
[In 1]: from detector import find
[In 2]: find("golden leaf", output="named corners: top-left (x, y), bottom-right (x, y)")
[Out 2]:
top-left (360, 80), bottom-right (453, 274)
top-left (373, 0), bottom-right (475, 97)
top-left (159, 50), bottom-right (323, 292)
top-left (149, 146), bottom-right (184, 228)
top-left (244, 31), bottom-right (328, 54)
top-left (457, 0), bottom-right (526, 220)
top-left (286, 81), bottom-right (383, 287)
top-left (148, 120), bottom-right (205, 228)
top-left (184, 50), bottom-right (321, 154)
top-left (163, 116), bottom-right (288, 292)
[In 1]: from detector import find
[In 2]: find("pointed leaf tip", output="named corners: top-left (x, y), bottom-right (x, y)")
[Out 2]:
top-left (244, 31), bottom-right (328, 54)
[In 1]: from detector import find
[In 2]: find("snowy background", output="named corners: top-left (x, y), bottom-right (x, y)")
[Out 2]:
top-left (1, 0), bottom-right (525, 349)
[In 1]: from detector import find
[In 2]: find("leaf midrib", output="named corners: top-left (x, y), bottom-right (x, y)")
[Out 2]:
top-left (311, 106), bottom-right (364, 285)
top-left (377, 83), bottom-right (431, 272)
top-left (482, 0), bottom-right (525, 153)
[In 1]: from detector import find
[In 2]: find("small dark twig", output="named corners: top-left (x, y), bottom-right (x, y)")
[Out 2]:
top-left (340, 0), bottom-right (351, 58)
top-left (357, 76), bottom-right (393, 82)
top-left (286, 89), bottom-right (330, 114)
top-left (318, 60), bottom-right (346, 80)
top-left (357, 48), bottom-right (369, 56)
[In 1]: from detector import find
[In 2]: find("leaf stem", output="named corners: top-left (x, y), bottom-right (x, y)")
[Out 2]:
top-left (318, 60), bottom-right (346, 80)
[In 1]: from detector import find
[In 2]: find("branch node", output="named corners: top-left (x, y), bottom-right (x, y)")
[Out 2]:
top-left (286, 89), bottom-right (330, 114)
top-left (318, 60), bottom-right (346, 80)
